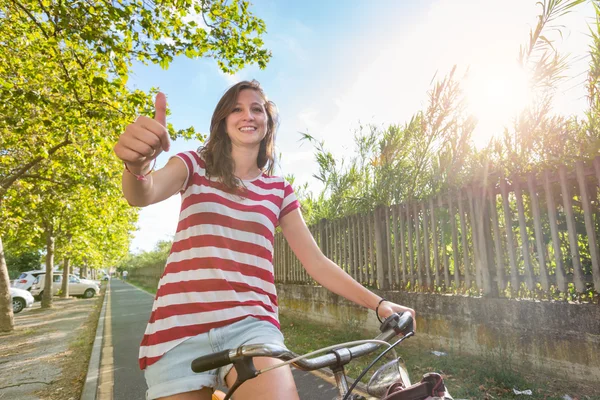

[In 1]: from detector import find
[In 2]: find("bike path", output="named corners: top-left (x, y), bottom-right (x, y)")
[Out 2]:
top-left (108, 279), bottom-right (343, 399)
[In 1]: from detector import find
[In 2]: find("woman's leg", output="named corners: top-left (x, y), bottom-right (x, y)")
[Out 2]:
top-left (156, 388), bottom-right (214, 400)
top-left (224, 356), bottom-right (299, 400)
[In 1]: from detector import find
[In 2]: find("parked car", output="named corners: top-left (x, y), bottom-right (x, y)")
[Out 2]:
top-left (10, 287), bottom-right (35, 314)
top-left (30, 273), bottom-right (100, 300)
top-left (12, 270), bottom-right (46, 291)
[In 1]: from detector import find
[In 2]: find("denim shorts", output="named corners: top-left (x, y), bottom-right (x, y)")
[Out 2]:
top-left (144, 316), bottom-right (286, 399)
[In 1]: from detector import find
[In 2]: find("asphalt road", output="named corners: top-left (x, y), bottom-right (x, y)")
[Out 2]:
top-left (109, 279), bottom-right (343, 400)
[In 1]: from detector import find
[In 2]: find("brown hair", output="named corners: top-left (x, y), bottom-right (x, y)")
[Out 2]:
top-left (199, 80), bottom-right (278, 192)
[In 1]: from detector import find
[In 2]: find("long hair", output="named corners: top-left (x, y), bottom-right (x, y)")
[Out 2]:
top-left (199, 80), bottom-right (279, 191)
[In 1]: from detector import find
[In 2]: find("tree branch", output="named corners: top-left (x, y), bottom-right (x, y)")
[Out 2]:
top-left (12, 0), bottom-right (50, 38)
top-left (0, 138), bottom-right (72, 195)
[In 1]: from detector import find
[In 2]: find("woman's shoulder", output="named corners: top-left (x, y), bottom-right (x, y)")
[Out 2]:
top-left (174, 150), bottom-right (205, 168)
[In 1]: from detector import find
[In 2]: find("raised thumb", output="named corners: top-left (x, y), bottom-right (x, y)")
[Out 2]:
top-left (154, 92), bottom-right (167, 127)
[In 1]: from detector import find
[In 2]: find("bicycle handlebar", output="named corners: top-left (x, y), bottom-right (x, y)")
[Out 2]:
top-left (191, 311), bottom-right (413, 374)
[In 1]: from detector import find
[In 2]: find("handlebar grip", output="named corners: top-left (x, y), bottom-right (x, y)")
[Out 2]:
top-left (380, 311), bottom-right (414, 335)
top-left (191, 349), bottom-right (232, 373)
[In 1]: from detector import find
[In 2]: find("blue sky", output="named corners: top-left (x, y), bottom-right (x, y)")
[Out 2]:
top-left (128, 0), bottom-right (594, 253)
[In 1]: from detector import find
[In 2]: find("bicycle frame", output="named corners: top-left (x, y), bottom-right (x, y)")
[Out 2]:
top-left (191, 312), bottom-right (415, 400)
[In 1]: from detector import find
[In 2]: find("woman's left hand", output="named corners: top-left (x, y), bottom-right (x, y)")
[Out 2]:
top-left (377, 301), bottom-right (416, 332)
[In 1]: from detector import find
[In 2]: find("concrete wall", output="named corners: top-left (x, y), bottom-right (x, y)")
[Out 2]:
top-left (276, 284), bottom-right (600, 382)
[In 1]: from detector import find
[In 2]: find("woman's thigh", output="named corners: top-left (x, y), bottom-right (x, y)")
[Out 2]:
top-left (156, 388), bottom-right (214, 400)
top-left (224, 356), bottom-right (299, 400)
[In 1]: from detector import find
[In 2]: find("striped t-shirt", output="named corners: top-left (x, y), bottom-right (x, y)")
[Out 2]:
top-left (138, 150), bottom-right (300, 369)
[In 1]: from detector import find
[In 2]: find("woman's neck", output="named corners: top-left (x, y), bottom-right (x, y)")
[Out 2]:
top-left (231, 144), bottom-right (261, 180)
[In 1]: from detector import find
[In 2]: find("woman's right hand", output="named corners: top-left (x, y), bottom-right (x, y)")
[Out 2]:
top-left (113, 92), bottom-right (171, 174)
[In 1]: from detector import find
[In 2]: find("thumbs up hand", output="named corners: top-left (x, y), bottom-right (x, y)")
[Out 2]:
top-left (114, 92), bottom-right (171, 175)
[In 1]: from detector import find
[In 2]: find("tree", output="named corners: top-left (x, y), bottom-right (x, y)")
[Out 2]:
top-left (0, 0), bottom-right (271, 331)
top-left (298, 67), bottom-right (475, 225)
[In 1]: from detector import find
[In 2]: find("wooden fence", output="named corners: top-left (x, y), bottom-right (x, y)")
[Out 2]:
top-left (273, 157), bottom-right (600, 298)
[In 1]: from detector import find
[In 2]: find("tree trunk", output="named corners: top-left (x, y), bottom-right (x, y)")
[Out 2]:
top-left (41, 229), bottom-right (55, 309)
top-left (0, 235), bottom-right (15, 332)
top-left (61, 258), bottom-right (70, 298)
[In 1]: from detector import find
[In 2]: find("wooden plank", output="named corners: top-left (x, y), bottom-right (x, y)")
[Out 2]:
top-left (458, 190), bottom-right (472, 289)
top-left (488, 186), bottom-right (506, 293)
top-left (325, 220), bottom-right (330, 260)
top-left (369, 210), bottom-right (376, 287)
top-left (438, 195), bottom-right (450, 288)
top-left (448, 190), bottom-right (461, 288)
top-left (334, 219), bottom-right (340, 270)
top-left (576, 161), bottom-right (600, 291)
top-left (406, 204), bottom-right (415, 284)
top-left (430, 197), bottom-right (440, 287)
top-left (374, 208), bottom-right (386, 289)
top-left (595, 156), bottom-right (600, 187)
top-left (467, 188), bottom-right (482, 290)
top-left (513, 180), bottom-right (535, 290)
top-left (392, 205), bottom-right (401, 287)
top-left (527, 173), bottom-right (549, 291)
top-left (413, 203), bottom-right (423, 287)
top-left (385, 206), bottom-right (394, 288)
top-left (499, 178), bottom-right (519, 291)
top-left (399, 205), bottom-right (408, 285)
top-left (543, 170), bottom-right (567, 292)
top-left (340, 218), bottom-right (346, 272)
top-left (422, 202), bottom-right (432, 289)
top-left (352, 215), bottom-right (359, 281)
top-left (363, 213), bottom-right (370, 284)
top-left (358, 214), bottom-right (365, 284)
top-left (558, 165), bottom-right (586, 292)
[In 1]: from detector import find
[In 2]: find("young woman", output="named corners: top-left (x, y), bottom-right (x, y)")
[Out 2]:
top-left (113, 80), bottom-right (416, 400)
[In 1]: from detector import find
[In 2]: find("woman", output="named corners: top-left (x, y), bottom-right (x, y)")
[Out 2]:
top-left (113, 80), bottom-right (416, 400)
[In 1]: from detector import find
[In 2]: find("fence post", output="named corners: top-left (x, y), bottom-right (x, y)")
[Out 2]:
top-left (527, 173), bottom-right (549, 292)
top-left (543, 170), bottom-right (567, 293)
top-left (374, 207), bottom-right (388, 289)
top-left (513, 179), bottom-right (535, 291)
top-left (499, 176), bottom-right (519, 292)
top-left (558, 165), bottom-right (586, 293)
top-left (575, 161), bottom-right (600, 291)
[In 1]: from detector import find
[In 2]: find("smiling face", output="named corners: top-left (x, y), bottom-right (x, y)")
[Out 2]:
top-left (225, 89), bottom-right (268, 148)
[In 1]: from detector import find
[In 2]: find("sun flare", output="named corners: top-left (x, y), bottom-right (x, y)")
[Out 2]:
top-left (465, 64), bottom-right (532, 148)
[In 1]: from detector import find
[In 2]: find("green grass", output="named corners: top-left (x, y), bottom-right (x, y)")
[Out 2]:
top-left (280, 313), bottom-right (600, 400)
top-left (122, 278), bottom-right (599, 399)
top-left (127, 278), bottom-right (158, 295)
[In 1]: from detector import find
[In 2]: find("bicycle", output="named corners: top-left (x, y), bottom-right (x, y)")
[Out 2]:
top-left (191, 312), bottom-right (453, 400)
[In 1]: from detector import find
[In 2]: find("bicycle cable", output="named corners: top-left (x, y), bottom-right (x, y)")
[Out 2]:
top-left (342, 331), bottom-right (415, 400)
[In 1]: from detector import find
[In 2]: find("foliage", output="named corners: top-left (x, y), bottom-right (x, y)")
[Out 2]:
top-left (0, 0), bottom-right (271, 327)
top-left (116, 240), bottom-right (172, 272)
top-left (296, 0), bottom-right (596, 227)
top-left (5, 250), bottom-right (42, 279)
top-left (483, 0), bottom-right (596, 175)
top-left (298, 67), bottom-right (476, 226)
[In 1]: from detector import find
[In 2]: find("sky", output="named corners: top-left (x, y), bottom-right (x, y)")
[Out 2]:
top-left (127, 0), bottom-right (596, 253)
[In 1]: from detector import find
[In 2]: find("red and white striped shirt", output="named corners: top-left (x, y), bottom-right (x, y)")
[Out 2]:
top-left (139, 151), bottom-right (300, 369)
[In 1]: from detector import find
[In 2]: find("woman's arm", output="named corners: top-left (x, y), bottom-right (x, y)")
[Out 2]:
top-left (279, 208), bottom-right (416, 327)
top-left (114, 92), bottom-right (188, 207)
top-left (121, 156), bottom-right (188, 207)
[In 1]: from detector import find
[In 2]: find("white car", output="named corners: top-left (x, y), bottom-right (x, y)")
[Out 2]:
top-left (12, 270), bottom-right (46, 291)
top-left (10, 287), bottom-right (35, 314)
top-left (31, 273), bottom-right (100, 299)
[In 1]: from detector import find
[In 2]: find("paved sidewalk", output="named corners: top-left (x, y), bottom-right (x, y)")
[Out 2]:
top-left (86, 279), bottom-right (359, 399)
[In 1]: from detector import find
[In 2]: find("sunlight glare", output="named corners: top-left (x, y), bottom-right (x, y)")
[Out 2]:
top-left (465, 64), bottom-right (532, 149)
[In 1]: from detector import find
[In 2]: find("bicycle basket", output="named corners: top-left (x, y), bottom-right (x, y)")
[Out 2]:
top-left (382, 372), bottom-right (453, 400)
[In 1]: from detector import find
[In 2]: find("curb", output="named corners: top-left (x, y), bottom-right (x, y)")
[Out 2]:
top-left (81, 281), bottom-right (110, 400)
